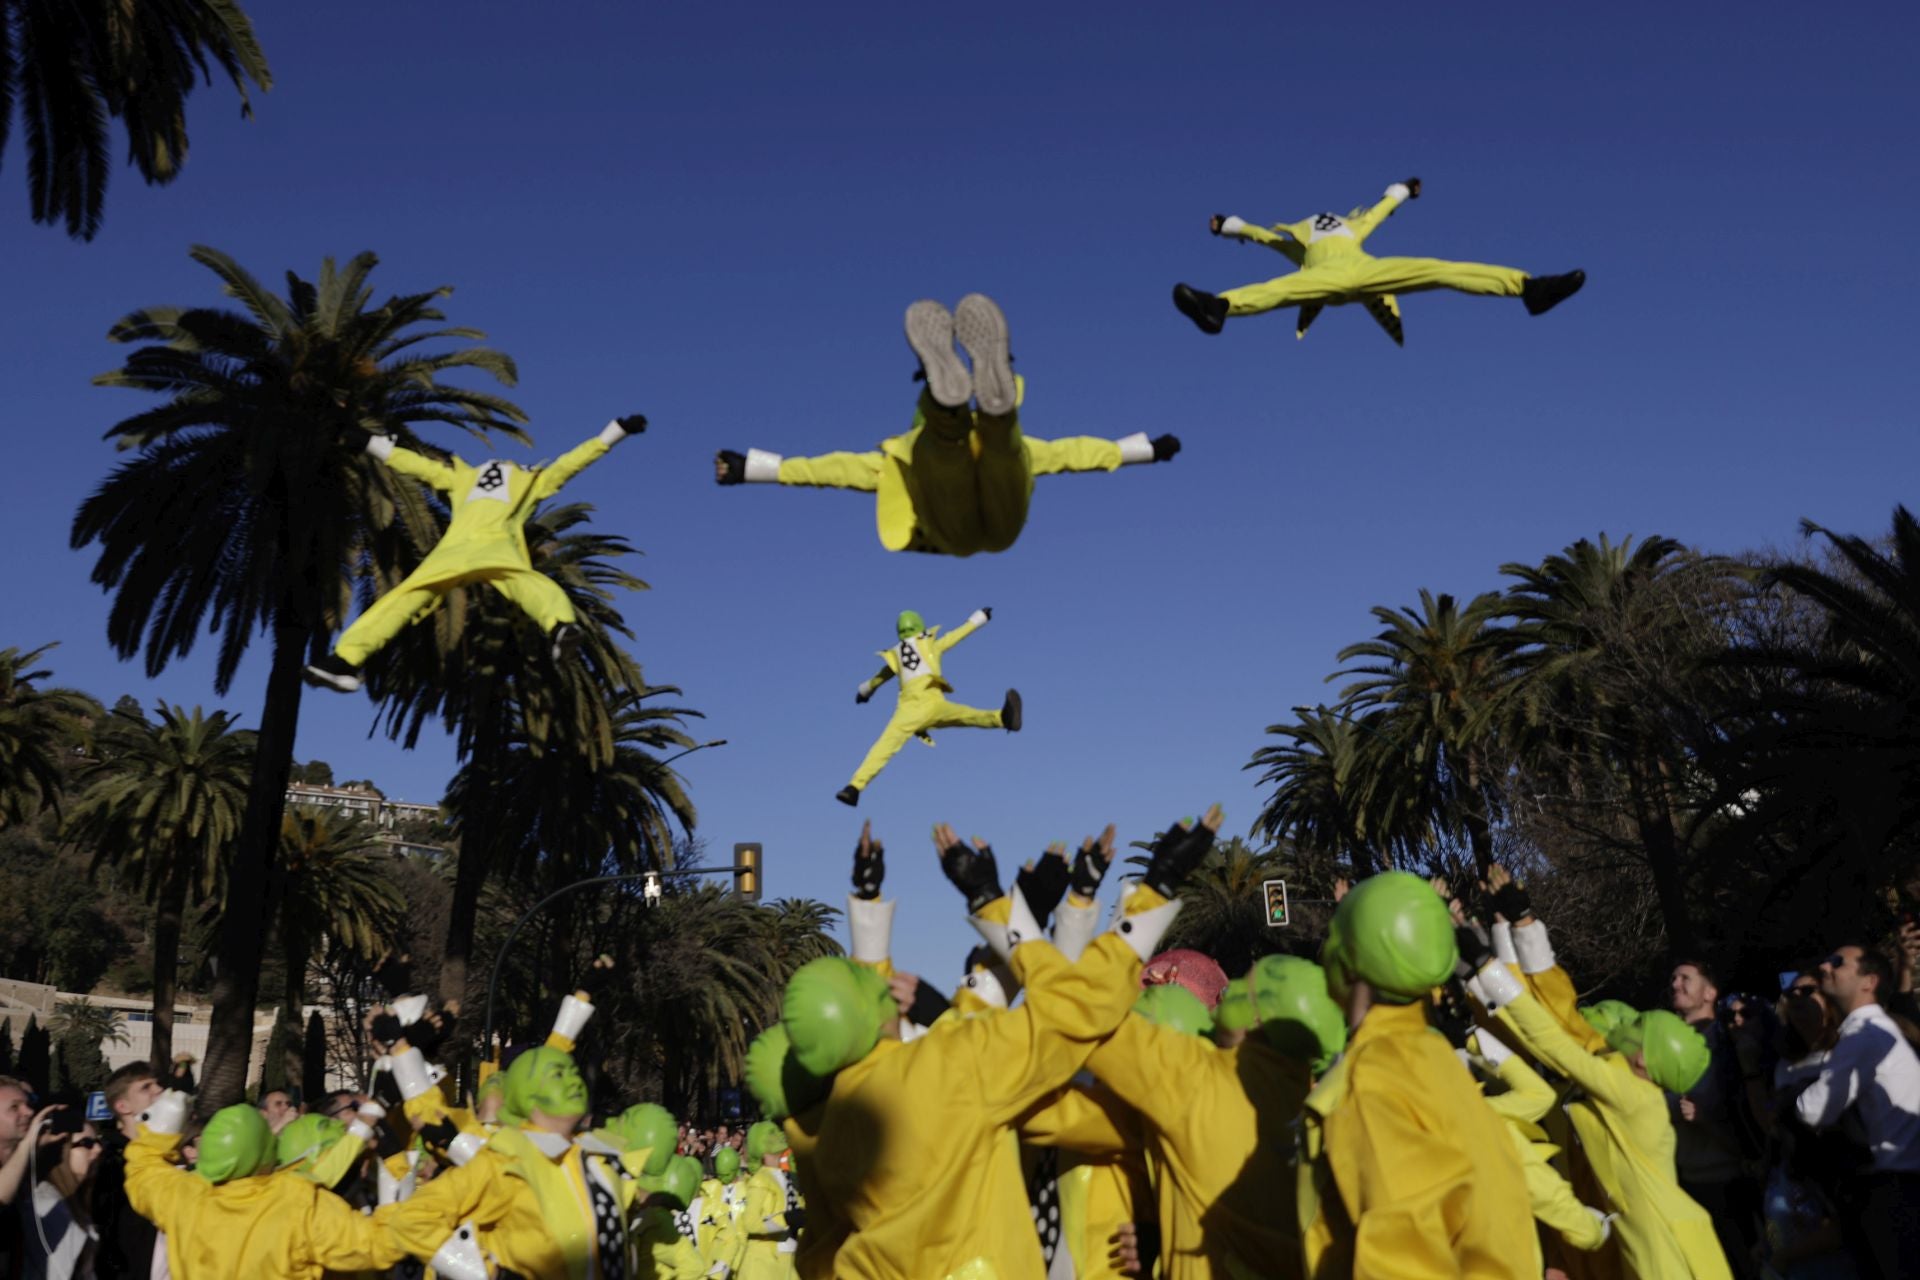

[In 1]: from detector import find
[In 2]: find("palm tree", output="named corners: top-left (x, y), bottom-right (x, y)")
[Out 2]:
top-left (71, 247), bottom-right (525, 1109)
top-left (1248, 705), bottom-right (1423, 876)
top-left (64, 704), bottom-right (252, 1068)
top-left (0, 0), bottom-right (271, 239)
top-left (1333, 590), bottom-right (1511, 878)
top-left (50, 999), bottom-right (131, 1050)
top-left (0, 644), bottom-right (96, 829)
top-left (1122, 836), bottom-right (1327, 977)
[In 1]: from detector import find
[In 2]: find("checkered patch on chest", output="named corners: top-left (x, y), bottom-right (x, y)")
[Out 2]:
top-left (466, 460), bottom-right (516, 504)
top-left (897, 637), bottom-right (928, 674)
top-left (1027, 1147), bottom-right (1062, 1266)
top-left (585, 1156), bottom-right (628, 1280)
top-left (1307, 212), bottom-right (1354, 242)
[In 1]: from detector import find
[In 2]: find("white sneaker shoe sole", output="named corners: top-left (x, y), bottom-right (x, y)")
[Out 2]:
top-left (303, 664), bottom-right (361, 694)
top-left (954, 294), bottom-right (1014, 417)
top-left (904, 300), bottom-right (971, 409)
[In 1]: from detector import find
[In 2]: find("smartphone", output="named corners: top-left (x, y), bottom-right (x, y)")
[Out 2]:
top-left (85, 1091), bottom-right (111, 1123)
top-left (44, 1107), bottom-right (85, 1137)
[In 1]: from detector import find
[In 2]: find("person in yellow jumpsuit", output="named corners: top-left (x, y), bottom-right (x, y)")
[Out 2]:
top-left (835, 606), bottom-right (1020, 806)
top-left (764, 809), bottom-right (1210, 1279)
top-left (1172, 178), bottom-right (1586, 341)
top-left (304, 414), bottom-right (646, 692)
top-left (122, 1092), bottom-right (410, 1279)
top-left (633, 1154), bottom-right (723, 1279)
top-left (694, 1145), bottom-right (749, 1277)
top-left (713, 294), bottom-right (1180, 557)
top-left (273, 1099), bottom-right (386, 1192)
top-left (738, 1120), bottom-right (801, 1280)
top-left (1299, 871), bottom-right (1538, 1279)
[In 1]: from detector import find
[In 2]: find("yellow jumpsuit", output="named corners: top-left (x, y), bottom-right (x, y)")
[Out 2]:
top-left (634, 1203), bottom-right (710, 1280)
top-left (123, 1129), bottom-right (408, 1280)
top-left (797, 927), bottom-right (1147, 1279)
top-left (767, 386), bottom-right (1156, 557)
top-left (1298, 1001), bottom-right (1538, 1279)
top-left (1017, 1083), bottom-right (1151, 1280)
top-left (694, 1176), bottom-right (748, 1274)
top-left (1496, 991), bottom-right (1733, 1280)
top-left (848, 612), bottom-right (1001, 792)
top-left (739, 1166), bottom-right (801, 1280)
top-left (1477, 1046), bottom-right (1612, 1255)
top-left (335, 432), bottom-right (616, 664)
top-left (1216, 186), bottom-right (1527, 341)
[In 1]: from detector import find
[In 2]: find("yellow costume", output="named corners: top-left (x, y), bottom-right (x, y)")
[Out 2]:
top-left (739, 1165), bottom-right (800, 1280)
top-left (840, 608), bottom-right (1015, 801)
top-left (1017, 1083), bottom-right (1151, 1280)
top-left (1175, 179), bottom-right (1584, 341)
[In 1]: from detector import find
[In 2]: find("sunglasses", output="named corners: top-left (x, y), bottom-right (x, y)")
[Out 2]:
top-left (70, 1138), bottom-right (99, 1150)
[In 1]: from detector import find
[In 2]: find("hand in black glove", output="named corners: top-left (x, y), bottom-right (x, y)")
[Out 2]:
top-left (715, 450), bottom-right (746, 485)
top-left (1405, 177), bottom-right (1422, 198)
top-left (368, 1010), bottom-right (406, 1049)
top-left (408, 1007), bottom-right (456, 1057)
top-left (1151, 434), bottom-right (1181, 462)
top-left (371, 952), bottom-right (415, 1002)
top-left (578, 953), bottom-right (617, 1001)
top-left (1015, 844), bottom-right (1071, 925)
top-left (898, 972), bottom-right (951, 1028)
top-left (785, 1206), bottom-right (808, 1234)
top-left (341, 424), bottom-right (373, 452)
top-left (1140, 805), bottom-right (1223, 899)
top-left (934, 823), bottom-right (1003, 914)
top-left (414, 1117), bottom-right (461, 1158)
top-left (851, 821), bottom-right (885, 900)
top-left (980, 606), bottom-right (993, 620)
top-left (1068, 826), bottom-right (1117, 899)
top-left (1208, 213), bottom-right (1228, 236)
top-left (614, 413), bottom-right (648, 435)
top-left (1455, 922), bottom-right (1494, 972)
top-left (1489, 872), bottom-right (1532, 924)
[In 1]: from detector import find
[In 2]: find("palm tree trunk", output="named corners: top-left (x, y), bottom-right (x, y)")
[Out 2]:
top-left (197, 617), bottom-right (307, 1113)
top-left (148, 857), bottom-right (190, 1071)
top-left (1639, 758), bottom-right (1695, 956)
top-left (440, 699), bottom-right (504, 1008)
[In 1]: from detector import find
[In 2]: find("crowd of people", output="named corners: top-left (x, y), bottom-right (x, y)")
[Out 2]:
top-left (1, 816), bottom-right (1917, 1279)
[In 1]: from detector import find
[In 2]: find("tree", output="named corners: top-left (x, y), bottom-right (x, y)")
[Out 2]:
top-left (65, 704), bottom-right (252, 1069)
top-left (1248, 705), bottom-right (1425, 877)
top-left (17, 1015), bottom-right (50, 1092)
top-left (0, 0), bottom-right (271, 239)
top-left (72, 247), bottom-right (525, 1110)
top-left (0, 644), bottom-right (96, 830)
top-left (50, 999), bottom-right (129, 1092)
top-left (273, 806), bottom-right (404, 1055)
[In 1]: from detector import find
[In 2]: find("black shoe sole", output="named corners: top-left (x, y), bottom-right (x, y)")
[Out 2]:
top-left (1523, 269), bottom-right (1586, 316)
top-left (1172, 284), bottom-right (1227, 335)
top-left (1002, 689), bottom-right (1022, 733)
top-left (836, 786), bottom-right (860, 807)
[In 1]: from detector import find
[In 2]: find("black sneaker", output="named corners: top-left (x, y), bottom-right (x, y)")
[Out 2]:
top-left (715, 449), bottom-right (746, 485)
top-left (1522, 270), bottom-right (1586, 316)
top-left (835, 785), bottom-right (861, 807)
top-left (1001, 689), bottom-right (1022, 733)
top-left (1173, 284), bottom-right (1228, 335)
top-left (551, 623), bottom-right (583, 663)
top-left (303, 653), bottom-right (362, 694)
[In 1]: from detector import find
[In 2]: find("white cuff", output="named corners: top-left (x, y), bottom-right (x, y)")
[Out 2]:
top-left (1052, 897), bottom-right (1101, 962)
top-left (355, 1100), bottom-right (387, 1124)
top-left (389, 1047), bottom-right (437, 1102)
top-left (1111, 885), bottom-right (1182, 962)
top-left (856, 679), bottom-right (877, 700)
top-left (365, 435), bottom-right (396, 461)
top-left (552, 994), bottom-right (595, 1044)
top-left (967, 608), bottom-right (991, 629)
top-left (1219, 215), bottom-right (1249, 238)
top-left (598, 420), bottom-right (628, 446)
top-left (430, 1224), bottom-right (491, 1280)
top-left (1471, 1029), bottom-right (1513, 1068)
top-left (1473, 962), bottom-right (1525, 1012)
top-left (1385, 183), bottom-right (1410, 201)
top-left (447, 1130), bottom-right (487, 1166)
top-left (845, 896), bottom-right (895, 966)
top-left (1589, 1208), bottom-right (1614, 1247)
top-left (1511, 920), bottom-right (1555, 975)
top-left (1490, 921), bottom-right (1517, 967)
top-left (140, 1090), bottom-right (190, 1135)
top-left (347, 1118), bottom-right (376, 1142)
top-left (961, 966), bottom-right (1010, 1009)
top-left (744, 448), bottom-right (783, 482)
top-left (968, 887), bottom-right (1043, 964)
top-left (1115, 432), bottom-right (1154, 465)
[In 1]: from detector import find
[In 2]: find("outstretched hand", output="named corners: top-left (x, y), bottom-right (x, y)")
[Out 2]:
top-left (613, 414), bottom-right (649, 435)
top-left (1208, 213), bottom-right (1227, 236)
top-left (1151, 434), bottom-right (1181, 462)
top-left (934, 824), bottom-right (1004, 914)
top-left (715, 450), bottom-right (745, 485)
top-left (1140, 805), bottom-right (1224, 899)
top-left (851, 821), bottom-right (885, 900)
top-left (1405, 177), bottom-right (1422, 198)
top-left (1069, 826), bottom-right (1117, 899)
top-left (1015, 843), bottom-right (1071, 924)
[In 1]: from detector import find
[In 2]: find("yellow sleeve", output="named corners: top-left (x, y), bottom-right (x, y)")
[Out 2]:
top-left (776, 451), bottom-right (883, 491)
top-left (958, 934), bottom-right (1141, 1126)
top-left (532, 433), bottom-right (614, 499)
top-left (303, 1180), bottom-right (411, 1273)
top-left (1483, 1054), bottom-right (1556, 1126)
top-left (1017, 1083), bottom-right (1139, 1160)
top-left (1084, 1011), bottom-right (1220, 1135)
top-left (303, 1129), bottom-right (368, 1188)
top-left (123, 1128), bottom-right (201, 1236)
top-left (934, 615), bottom-right (984, 654)
top-left (1339, 1086), bottom-right (1475, 1280)
top-left (1025, 437), bottom-right (1124, 477)
top-left (375, 1155), bottom-right (516, 1260)
top-left (1233, 221), bottom-right (1308, 265)
top-left (1515, 1136), bottom-right (1606, 1251)
top-left (380, 444), bottom-right (461, 491)
top-left (1345, 191), bottom-right (1406, 243)
top-left (743, 1172), bottom-right (790, 1239)
top-left (1498, 991), bottom-right (1637, 1111)
top-left (1523, 965), bottom-right (1609, 1053)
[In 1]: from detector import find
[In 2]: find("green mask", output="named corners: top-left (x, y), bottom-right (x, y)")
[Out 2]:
top-left (274, 1113), bottom-right (346, 1173)
top-left (1637, 1009), bottom-right (1711, 1093)
top-left (783, 957), bottom-right (898, 1077)
top-left (502, 1045), bottom-right (588, 1125)
top-left (1244, 955), bottom-right (1347, 1073)
top-left (1579, 999), bottom-right (1640, 1039)
top-left (713, 1145), bottom-right (741, 1182)
top-left (745, 1023), bottom-right (829, 1122)
top-left (197, 1105), bottom-right (274, 1185)
top-left (1134, 983), bottom-right (1215, 1037)
top-left (656, 1154), bottom-right (701, 1210)
top-left (746, 1119), bottom-right (788, 1166)
top-left (896, 611), bottom-right (926, 640)
top-left (607, 1102), bottom-right (677, 1177)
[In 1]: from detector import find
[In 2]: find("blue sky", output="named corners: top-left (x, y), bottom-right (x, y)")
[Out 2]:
top-left (3, 2), bottom-right (1916, 984)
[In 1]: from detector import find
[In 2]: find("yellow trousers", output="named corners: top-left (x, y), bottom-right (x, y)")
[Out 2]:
top-left (906, 397), bottom-right (1031, 556)
top-left (335, 567), bottom-right (576, 666)
top-left (850, 687), bottom-right (1002, 790)
top-left (1221, 255), bottom-right (1525, 316)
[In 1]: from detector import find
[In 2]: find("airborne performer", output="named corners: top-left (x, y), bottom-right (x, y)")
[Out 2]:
top-left (837, 606), bottom-right (1020, 807)
top-left (304, 416), bottom-right (647, 694)
top-left (714, 294), bottom-right (1180, 557)
top-left (1171, 178), bottom-right (1586, 342)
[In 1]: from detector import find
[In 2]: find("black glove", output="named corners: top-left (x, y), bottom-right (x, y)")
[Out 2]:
top-left (851, 831), bottom-right (885, 901)
top-left (1141, 818), bottom-right (1215, 899)
top-left (408, 1009), bottom-right (454, 1056)
top-left (1151, 434), bottom-right (1181, 462)
top-left (613, 413), bottom-right (648, 435)
top-left (939, 836), bottom-right (1004, 914)
top-left (1432, 979), bottom-right (1475, 1047)
top-left (1404, 176), bottom-right (1422, 198)
top-left (372, 1114), bottom-right (409, 1160)
top-left (980, 606), bottom-right (993, 620)
top-left (414, 1117), bottom-right (461, 1158)
top-left (369, 1011), bottom-right (406, 1048)
top-left (341, 424), bottom-right (373, 451)
top-left (906, 980), bottom-right (950, 1029)
top-left (579, 954), bottom-right (617, 1001)
top-left (1491, 881), bottom-right (1532, 923)
top-left (785, 1206), bottom-right (808, 1234)
top-left (964, 945), bottom-right (997, 974)
top-left (1068, 837), bottom-right (1111, 900)
top-left (371, 953), bottom-right (415, 1001)
top-left (1208, 213), bottom-right (1227, 235)
top-left (1455, 922), bottom-right (1494, 972)
top-left (715, 449), bottom-right (746, 485)
top-left (1015, 850), bottom-right (1070, 926)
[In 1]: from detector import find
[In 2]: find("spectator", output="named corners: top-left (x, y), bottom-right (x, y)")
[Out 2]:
top-left (21, 1118), bottom-right (105, 1279)
top-left (1669, 958), bottom-right (1765, 1278)
top-left (2, 1079), bottom-right (51, 1277)
top-left (256, 1089), bottom-right (295, 1135)
top-left (1791, 946), bottom-right (1920, 1278)
top-left (1764, 977), bottom-right (1854, 1278)
top-left (90, 1062), bottom-right (162, 1280)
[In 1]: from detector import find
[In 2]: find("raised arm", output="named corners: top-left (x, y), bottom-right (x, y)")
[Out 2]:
top-left (1212, 214), bottom-right (1308, 266)
top-left (1346, 179), bottom-right (1418, 243)
top-left (532, 416), bottom-right (642, 499)
top-left (1795, 1022), bottom-right (1888, 1131)
top-left (854, 664), bottom-right (895, 704)
top-left (121, 1091), bottom-right (201, 1238)
top-left (1027, 433), bottom-right (1179, 476)
top-left (935, 607), bottom-right (991, 654)
top-left (1476, 964), bottom-right (1642, 1113)
top-left (366, 435), bottom-right (459, 491)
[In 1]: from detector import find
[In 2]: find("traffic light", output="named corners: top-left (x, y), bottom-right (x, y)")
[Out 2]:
top-left (1262, 879), bottom-right (1290, 928)
top-left (734, 843), bottom-right (763, 903)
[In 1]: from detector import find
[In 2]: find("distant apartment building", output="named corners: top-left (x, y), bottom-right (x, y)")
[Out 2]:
top-left (285, 782), bottom-right (445, 855)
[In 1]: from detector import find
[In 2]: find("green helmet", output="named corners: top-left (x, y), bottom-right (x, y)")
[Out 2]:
top-left (896, 610), bottom-right (926, 640)
top-left (1635, 1009), bottom-right (1712, 1094)
top-left (1134, 983), bottom-right (1215, 1038)
top-left (197, 1104), bottom-right (275, 1185)
top-left (713, 1144), bottom-right (741, 1182)
top-left (782, 957), bottom-right (898, 1077)
top-left (654, 1154), bottom-right (701, 1210)
top-left (502, 1045), bottom-right (589, 1127)
top-left (607, 1103), bottom-right (677, 1177)
top-left (274, 1113), bottom-right (346, 1173)
top-left (1579, 999), bottom-right (1640, 1039)
top-left (1243, 955), bottom-right (1348, 1073)
top-left (1321, 872), bottom-right (1457, 1004)
top-left (746, 1118), bottom-right (788, 1166)
top-left (744, 1023), bottom-right (829, 1122)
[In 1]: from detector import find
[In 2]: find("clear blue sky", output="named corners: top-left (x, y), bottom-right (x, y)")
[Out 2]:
top-left (3, 2), bottom-right (1916, 984)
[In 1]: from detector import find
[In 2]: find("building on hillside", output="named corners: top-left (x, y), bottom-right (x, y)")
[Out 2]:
top-left (285, 782), bottom-right (445, 851)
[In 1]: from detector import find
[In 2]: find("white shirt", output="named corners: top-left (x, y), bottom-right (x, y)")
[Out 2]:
top-left (1794, 1001), bottom-right (1920, 1172)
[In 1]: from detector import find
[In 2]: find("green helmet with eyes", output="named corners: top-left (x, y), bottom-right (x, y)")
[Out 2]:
top-left (896, 611), bottom-right (926, 640)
